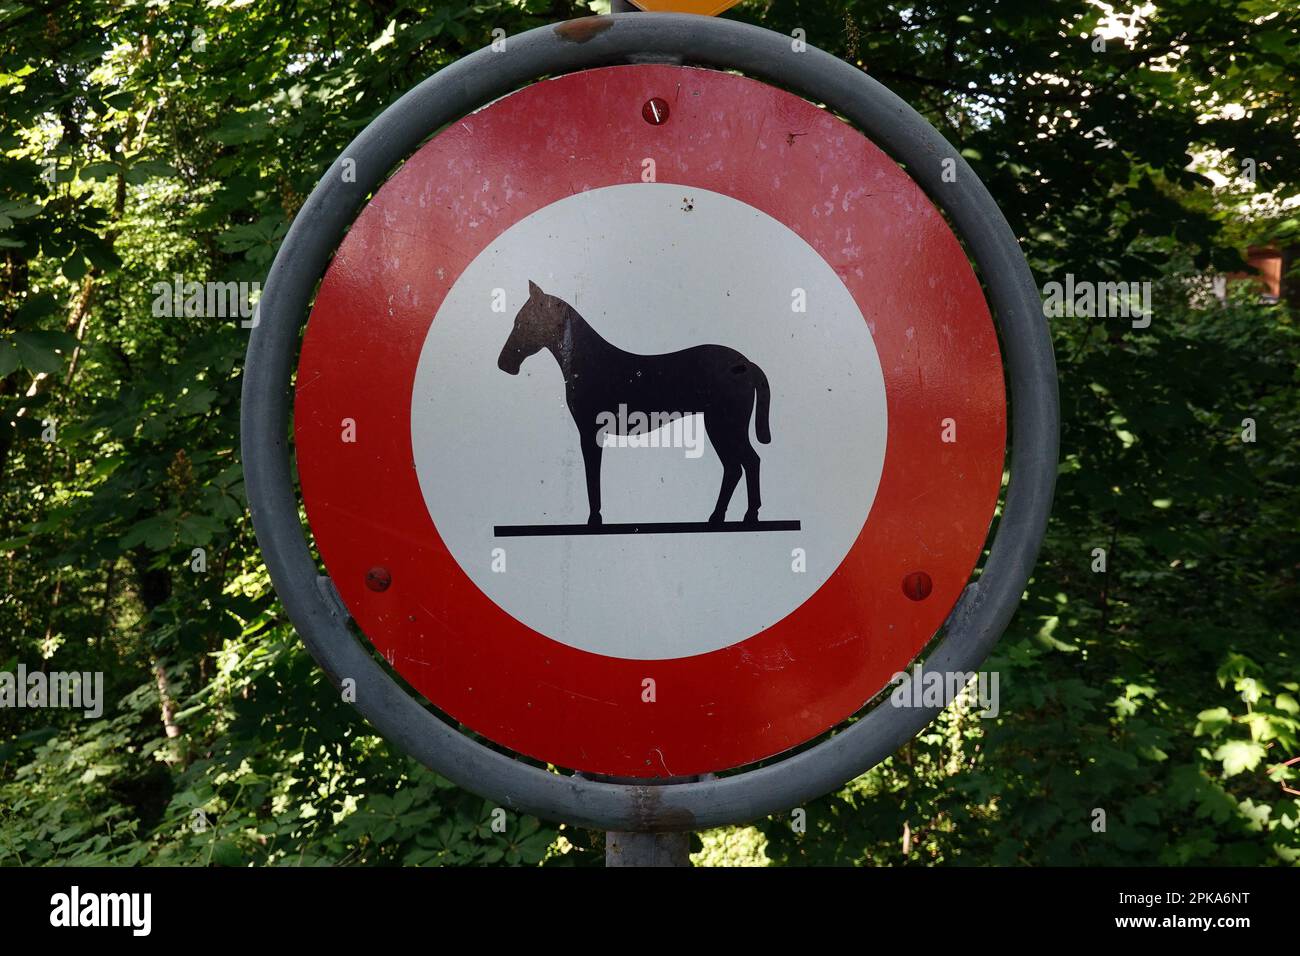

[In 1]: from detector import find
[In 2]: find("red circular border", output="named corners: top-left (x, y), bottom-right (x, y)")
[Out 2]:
top-left (295, 65), bottom-right (1006, 777)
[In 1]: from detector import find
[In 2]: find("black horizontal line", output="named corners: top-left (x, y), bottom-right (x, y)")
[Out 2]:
top-left (493, 520), bottom-right (802, 537)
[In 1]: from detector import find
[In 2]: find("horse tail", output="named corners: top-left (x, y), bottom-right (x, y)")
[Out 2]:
top-left (752, 362), bottom-right (772, 444)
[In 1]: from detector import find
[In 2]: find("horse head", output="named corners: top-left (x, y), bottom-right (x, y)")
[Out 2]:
top-left (498, 280), bottom-right (563, 375)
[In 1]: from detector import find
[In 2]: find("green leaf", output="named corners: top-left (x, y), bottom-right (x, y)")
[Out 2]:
top-left (0, 340), bottom-right (18, 377)
top-left (13, 331), bottom-right (74, 375)
top-left (0, 200), bottom-right (41, 230)
top-left (118, 514), bottom-right (176, 550)
top-left (125, 160), bottom-right (177, 184)
top-left (79, 162), bottom-right (120, 182)
top-left (1213, 740), bottom-right (1266, 777)
top-left (210, 840), bottom-right (242, 867)
top-left (61, 255), bottom-right (88, 281)
top-left (1193, 707), bottom-right (1232, 737)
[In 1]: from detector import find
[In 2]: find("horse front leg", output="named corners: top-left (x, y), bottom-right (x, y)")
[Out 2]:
top-left (579, 431), bottom-right (603, 526)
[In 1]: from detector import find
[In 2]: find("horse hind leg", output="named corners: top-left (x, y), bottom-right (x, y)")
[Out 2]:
top-left (710, 455), bottom-right (742, 525)
top-left (704, 413), bottom-right (743, 524)
top-left (740, 442), bottom-right (761, 523)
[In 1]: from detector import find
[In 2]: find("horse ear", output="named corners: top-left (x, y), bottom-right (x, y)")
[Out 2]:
top-left (528, 280), bottom-right (542, 299)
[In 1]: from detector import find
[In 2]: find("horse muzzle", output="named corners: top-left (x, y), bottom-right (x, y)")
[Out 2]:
top-left (497, 350), bottom-right (522, 375)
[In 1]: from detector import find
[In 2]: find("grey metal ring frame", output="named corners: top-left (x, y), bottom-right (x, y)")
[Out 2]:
top-left (241, 12), bottom-right (1059, 832)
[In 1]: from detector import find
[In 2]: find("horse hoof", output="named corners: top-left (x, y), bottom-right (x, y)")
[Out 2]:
top-left (708, 513), bottom-right (725, 526)
top-left (743, 511), bottom-right (760, 524)
top-left (587, 514), bottom-right (602, 527)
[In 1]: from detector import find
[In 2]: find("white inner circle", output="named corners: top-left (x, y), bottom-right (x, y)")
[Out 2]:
top-left (411, 183), bottom-right (887, 660)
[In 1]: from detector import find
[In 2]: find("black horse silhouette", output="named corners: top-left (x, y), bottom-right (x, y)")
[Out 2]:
top-left (497, 281), bottom-right (772, 526)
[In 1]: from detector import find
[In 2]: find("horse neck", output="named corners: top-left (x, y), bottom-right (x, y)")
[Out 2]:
top-left (546, 302), bottom-right (615, 374)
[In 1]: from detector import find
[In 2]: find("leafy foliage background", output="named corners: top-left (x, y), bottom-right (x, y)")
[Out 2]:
top-left (1, 0), bottom-right (1297, 866)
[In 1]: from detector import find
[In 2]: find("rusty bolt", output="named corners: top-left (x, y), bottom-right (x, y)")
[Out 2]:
top-left (642, 97), bottom-right (670, 125)
top-left (365, 566), bottom-right (392, 592)
top-left (902, 571), bottom-right (932, 601)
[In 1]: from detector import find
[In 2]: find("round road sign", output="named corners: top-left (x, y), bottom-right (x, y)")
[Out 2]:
top-left (293, 64), bottom-right (1006, 778)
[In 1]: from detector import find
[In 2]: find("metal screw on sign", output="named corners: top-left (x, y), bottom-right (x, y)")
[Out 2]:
top-left (902, 571), bottom-right (933, 602)
top-left (642, 97), bottom-right (670, 125)
top-left (241, 12), bottom-right (1059, 869)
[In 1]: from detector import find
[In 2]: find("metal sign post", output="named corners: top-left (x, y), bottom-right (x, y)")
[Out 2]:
top-left (603, 776), bottom-right (697, 865)
top-left (242, 13), bottom-right (1058, 866)
top-left (607, 0), bottom-right (695, 870)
